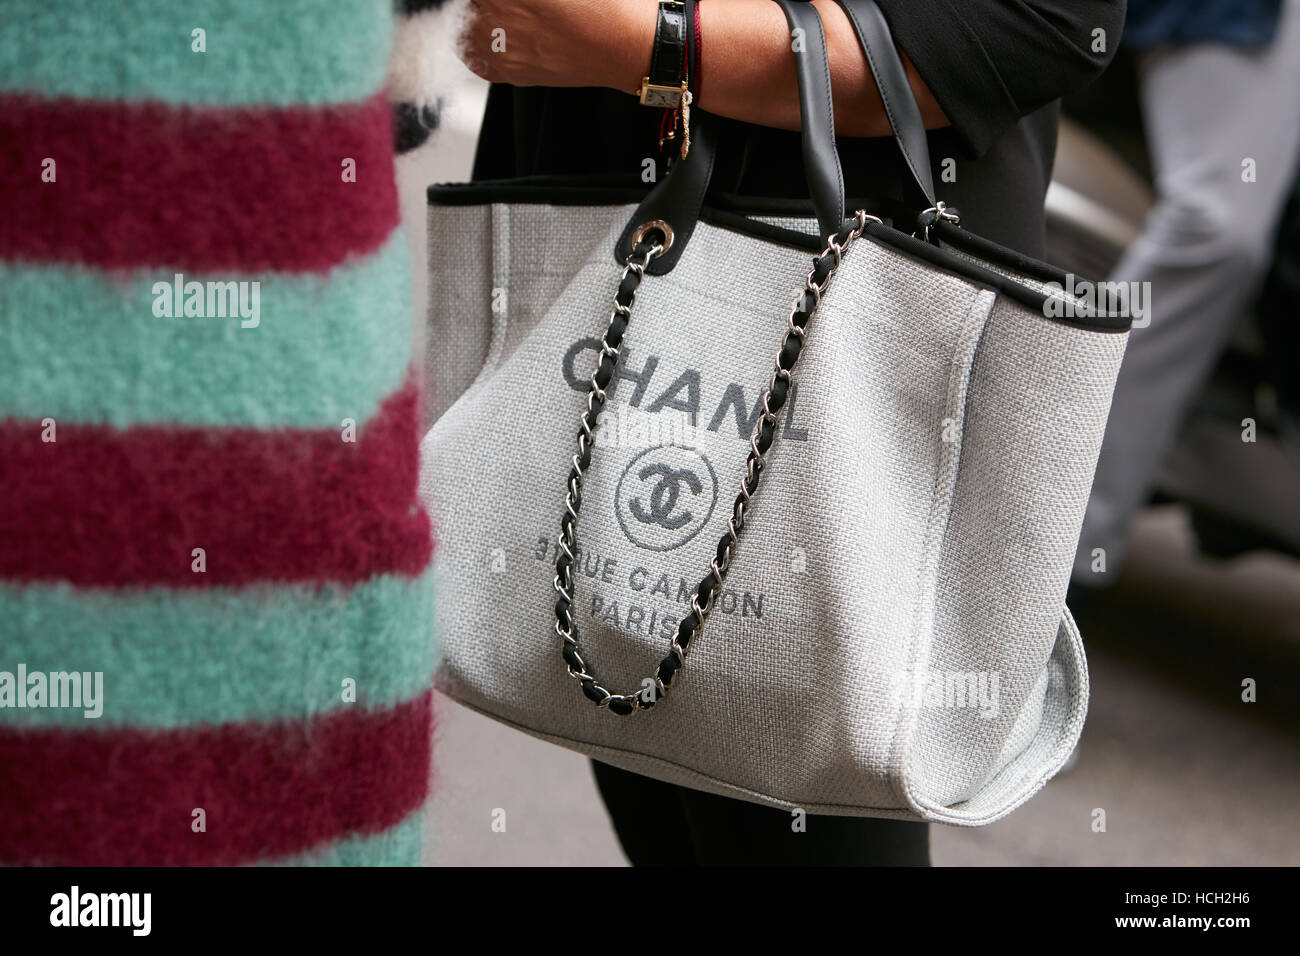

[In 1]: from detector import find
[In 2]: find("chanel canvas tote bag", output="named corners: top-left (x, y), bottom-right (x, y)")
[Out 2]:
top-left (419, 0), bottom-right (1130, 823)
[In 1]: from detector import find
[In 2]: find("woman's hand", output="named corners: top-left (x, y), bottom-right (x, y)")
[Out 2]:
top-left (457, 0), bottom-right (657, 93)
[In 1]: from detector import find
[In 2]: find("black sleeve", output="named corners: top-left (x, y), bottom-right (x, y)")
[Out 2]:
top-left (872, 0), bottom-right (1126, 157)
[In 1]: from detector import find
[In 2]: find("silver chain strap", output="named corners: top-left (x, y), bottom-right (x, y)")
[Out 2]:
top-left (553, 211), bottom-right (876, 716)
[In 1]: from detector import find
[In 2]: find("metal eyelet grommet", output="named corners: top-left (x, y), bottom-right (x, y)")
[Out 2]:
top-left (631, 219), bottom-right (675, 257)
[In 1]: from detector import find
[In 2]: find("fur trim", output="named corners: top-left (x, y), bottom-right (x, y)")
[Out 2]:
top-left (387, 0), bottom-right (467, 107)
top-left (0, 234), bottom-right (411, 428)
top-left (0, 569), bottom-right (435, 728)
top-left (0, 691), bottom-right (433, 865)
top-left (0, 379), bottom-right (432, 588)
top-left (0, 0), bottom-right (392, 106)
top-left (0, 93), bottom-right (399, 273)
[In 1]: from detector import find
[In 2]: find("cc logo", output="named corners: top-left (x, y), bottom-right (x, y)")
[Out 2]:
top-left (615, 445), bottom-right (718, 552)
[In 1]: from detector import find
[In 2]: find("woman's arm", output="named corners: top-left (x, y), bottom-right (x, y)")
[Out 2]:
top-left (457, 0), bottom-right (1123, 148)
top-left (696, 0), bottom-right (949, 136)
top-left (456, 0), bottom-right (945, 136)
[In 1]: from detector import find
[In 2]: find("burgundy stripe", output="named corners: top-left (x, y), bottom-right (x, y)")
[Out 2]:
top-left (0, 692), bottom-right (433, 866)
top-left (0, 380), bottom-right (432, 587)
top-left (0, 93), bottom-right (398, 273)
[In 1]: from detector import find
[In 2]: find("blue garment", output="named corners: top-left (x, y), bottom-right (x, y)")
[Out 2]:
top-left (1124, 0), bottom-right (1283, 47)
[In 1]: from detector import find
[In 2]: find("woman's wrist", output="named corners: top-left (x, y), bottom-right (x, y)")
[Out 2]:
top-left (457, 0), bottom-right (657, 92)
top-left (596, 0), bottom-right (661, 95)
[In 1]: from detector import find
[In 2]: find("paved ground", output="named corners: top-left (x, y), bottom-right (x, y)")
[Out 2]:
top-left (405, 71), bottom-right (1300, 867)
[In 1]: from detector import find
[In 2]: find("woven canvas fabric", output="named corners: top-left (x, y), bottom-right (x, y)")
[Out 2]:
top-left (420, 200), bottom-right (1126, 824)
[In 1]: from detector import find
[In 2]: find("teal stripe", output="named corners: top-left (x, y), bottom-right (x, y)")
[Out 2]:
top-left (0, 0), bottom-right (391, 106)
top-left (0, 233), bottom-right (412, 428)
top-left (0, 571), bottom-right (436, 729)
top-left (263, 812), bottom-right (425, 867)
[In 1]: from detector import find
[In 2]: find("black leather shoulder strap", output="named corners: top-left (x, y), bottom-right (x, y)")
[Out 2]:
top-left (615, 0), bottom-right (849, 272)
top-left (834, 0), bottom-right (935, 205)
top-left (774, 0), bottom-right (847, 240)
top-left (614, 108), bottom-right (718, 275)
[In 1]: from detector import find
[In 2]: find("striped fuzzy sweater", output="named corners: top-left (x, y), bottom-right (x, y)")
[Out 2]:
top-left (0, 0), bottom-right (436, 865)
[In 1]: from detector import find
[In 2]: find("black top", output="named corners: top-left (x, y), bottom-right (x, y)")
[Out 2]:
top-left (471, 0), bottom-right (1124, 257)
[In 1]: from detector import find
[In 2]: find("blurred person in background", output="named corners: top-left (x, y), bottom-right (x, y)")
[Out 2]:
top-left (1072, 0), bottom-right (1300, 591)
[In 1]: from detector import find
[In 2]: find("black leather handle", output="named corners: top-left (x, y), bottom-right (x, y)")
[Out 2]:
top-left (773, 0), bottom-right (849, 240)
top-left (613, 104), bottom-right (719, 275)
top-left (615, 0), bottom-right (853, 271)
top-left (834, 0), bottom-right (934, 206)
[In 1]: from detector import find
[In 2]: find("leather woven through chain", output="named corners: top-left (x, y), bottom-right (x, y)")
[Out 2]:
top-left (553, 212), bottom-right (873, 716)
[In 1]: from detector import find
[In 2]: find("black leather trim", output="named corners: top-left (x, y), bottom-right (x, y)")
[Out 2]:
top-left (428, 179), bottom-right (1130, 333)
top-left (431, 179), bottom-right (878, 219)
top-left (859, 220), bottom-right (1129, 331)
top-left (607, 0), bottom-right (853, 274)
top-left (690, 208), bottom-right (1128, 332)
top-left (773, 0), bottom-right (848, 240)
top-left (429, 176), bottom-right (646, 206)
top-left (648, 1), bottom-right (688, 89)
top-left (835, 0), bottom-right (935, 206)
top-left (929, 219), bottom-right (1066, 285)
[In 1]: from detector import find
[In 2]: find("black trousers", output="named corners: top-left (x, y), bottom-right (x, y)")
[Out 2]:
top-left (592, 760), bottom-right (931, 866)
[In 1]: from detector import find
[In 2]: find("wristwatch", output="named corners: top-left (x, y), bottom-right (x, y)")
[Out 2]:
top-left (638, 0), bottom-right (689, 109)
